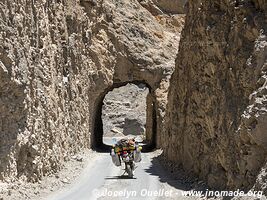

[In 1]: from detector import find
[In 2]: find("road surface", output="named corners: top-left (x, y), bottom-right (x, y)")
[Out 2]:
top-left (46, 151), bottom-right (197, 200)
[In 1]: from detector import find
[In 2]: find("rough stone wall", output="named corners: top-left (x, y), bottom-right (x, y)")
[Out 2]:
top-left (0, 0), bottom-right (93, 182)
top-left (102, 83), bottom-right (149, 137)
top-left (164, 0), bottom-right (267, 190)
top-left (0, 0), bottom-right (184, 182)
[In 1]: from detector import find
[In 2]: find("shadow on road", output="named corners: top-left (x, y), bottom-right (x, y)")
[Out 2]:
top-left (94, 142), bottom-right (156, 153)
top-left (105, 175), bottom-right (137, 180)
top-left (144, 152), bottom-right (234, 200)
top-left (94, 144), bottom-right (112, 153)
top-left (144, 153), bottom-right (195, 191)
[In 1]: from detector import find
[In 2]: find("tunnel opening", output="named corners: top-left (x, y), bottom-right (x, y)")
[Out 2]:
top-left (92, 81), bottom-right (157, 152)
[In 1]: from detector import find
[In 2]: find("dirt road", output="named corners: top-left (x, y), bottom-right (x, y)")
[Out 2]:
top-left (46, 152), bottom-right (197, 200)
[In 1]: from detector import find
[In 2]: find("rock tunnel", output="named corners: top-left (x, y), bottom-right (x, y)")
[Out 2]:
top-left (91, 80), bottom-right (157, 152)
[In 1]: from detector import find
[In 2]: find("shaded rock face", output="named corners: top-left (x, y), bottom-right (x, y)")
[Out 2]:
top-left (0, 0), bottom-right (184, 182)
top-left (102, 83), bottom-right (149, 137)
top-left (152, 0), bottom-right (187, 14)
top-left (138, 0), bottom-right (187, 14)
top-left (164, 0), bottom-right (267, 191)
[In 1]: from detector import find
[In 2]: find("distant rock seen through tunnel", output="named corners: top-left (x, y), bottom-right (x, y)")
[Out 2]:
top-left (102, 83), bottom-right (149, 140)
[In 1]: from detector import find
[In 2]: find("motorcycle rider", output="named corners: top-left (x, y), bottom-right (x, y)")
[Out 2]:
top-left (110, 137), bottom-right (142, 177)
top-left (113, 138), bottom-right (136, 163)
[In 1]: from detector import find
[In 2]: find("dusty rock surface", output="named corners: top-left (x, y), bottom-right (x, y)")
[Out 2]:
top-left (139, 0), bottom-right (187, 14)
top-left (0, 0), bottom-right (184, 184)
top-left (102, 83), bottom-right (149, 137)
top-left (164, 0), bottom-right (267, 193)
top-left (0, 149), bottom-right (96, 200)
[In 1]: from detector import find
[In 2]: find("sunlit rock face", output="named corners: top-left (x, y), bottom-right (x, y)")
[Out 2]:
top-left (102, 83), bottom-right (149, 138)
top-left (0, 0), bottom-right (184, 182)
top-left (164, 0), bottom-right (267, 191)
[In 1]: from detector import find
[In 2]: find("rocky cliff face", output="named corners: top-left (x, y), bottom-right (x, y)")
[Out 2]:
top-left (164, 0), bottom-right (267, 191)
top-left (102, 83), bottom-right (149, 138)
top-left (0, 0), bottom-right (184, 182)
top-left (0, 0), bottom-right (93, 182)
top-left (138, 0), bottom-right (187, 14)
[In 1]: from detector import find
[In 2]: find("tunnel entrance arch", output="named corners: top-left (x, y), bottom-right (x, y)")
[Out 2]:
top-left (92, 80), bottom-right (157, 152)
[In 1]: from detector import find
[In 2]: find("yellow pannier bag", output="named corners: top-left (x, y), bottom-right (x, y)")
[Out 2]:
top-left (114, 146), bottom-right (122, 153)
top-left (129, 145), bottom-right (136, 151)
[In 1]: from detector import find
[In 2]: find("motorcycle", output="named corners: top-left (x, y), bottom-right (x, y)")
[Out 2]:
top-left (111, 139), bottom-right (142, 178)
